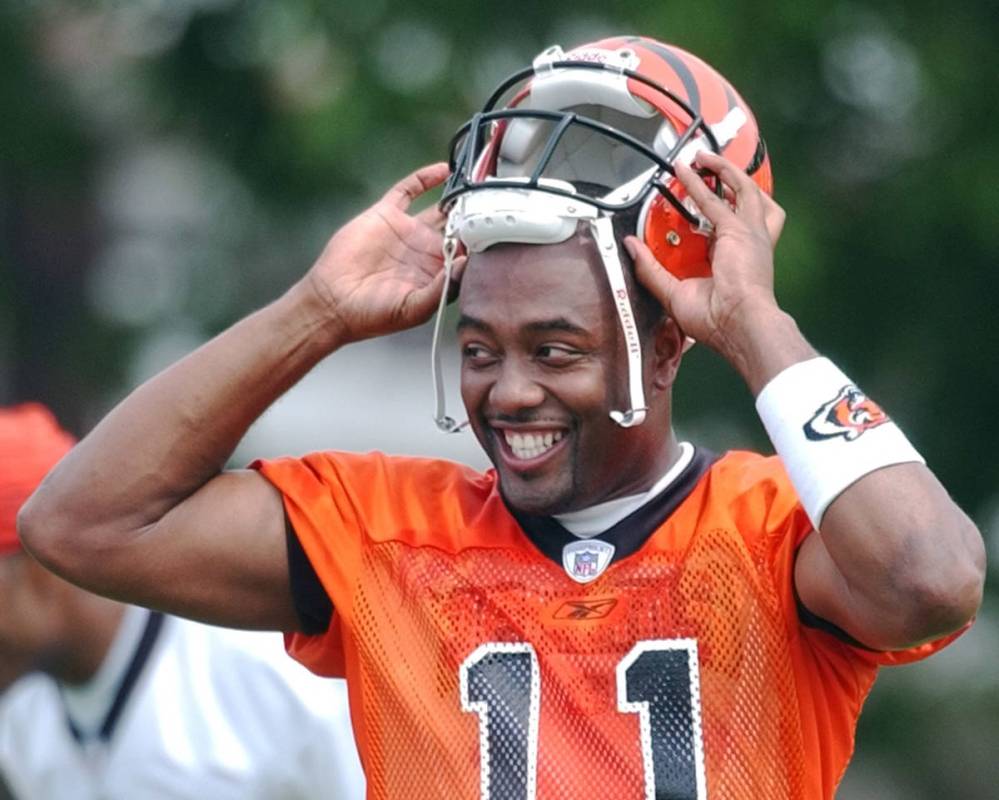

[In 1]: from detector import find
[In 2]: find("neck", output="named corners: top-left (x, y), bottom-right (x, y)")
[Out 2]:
top-left (621, 425), bottom-right (682, 497)
top-left (648, 429), bottom-right (683, 492)
top-left (557, 439), bottom-right (693, 536)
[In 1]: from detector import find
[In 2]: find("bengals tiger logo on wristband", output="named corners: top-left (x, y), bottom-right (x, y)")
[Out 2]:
top-left (803, 385), bottom-right (890, 442)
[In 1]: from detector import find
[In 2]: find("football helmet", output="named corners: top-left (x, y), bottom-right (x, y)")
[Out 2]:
top-left (432, 35), bottom-right (772, 432)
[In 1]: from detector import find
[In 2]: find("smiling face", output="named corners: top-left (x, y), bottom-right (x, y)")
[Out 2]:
top-left (458, 232), bottom-right (683, 515)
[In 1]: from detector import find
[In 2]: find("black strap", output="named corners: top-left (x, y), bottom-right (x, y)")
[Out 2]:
top-left (791, 555), bottom-right (875, 651)
top-left (65, 610), bottom-right (165, 744)
top-left (286, 520), bottom-right (334, 635)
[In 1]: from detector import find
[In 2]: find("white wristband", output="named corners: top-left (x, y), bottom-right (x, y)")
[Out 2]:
top-left (755, 357), bottom-right (925, 528)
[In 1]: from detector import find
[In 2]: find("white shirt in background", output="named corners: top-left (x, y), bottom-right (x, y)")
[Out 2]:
top-left (0, 607), bottom-right (365, 800)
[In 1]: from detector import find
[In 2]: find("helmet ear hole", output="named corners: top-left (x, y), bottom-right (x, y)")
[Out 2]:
top-left (637, 191), bottom-right (712, 281)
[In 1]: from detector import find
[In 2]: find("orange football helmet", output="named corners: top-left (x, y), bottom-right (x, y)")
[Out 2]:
top-left (432, 36), bottom-right (772, 431)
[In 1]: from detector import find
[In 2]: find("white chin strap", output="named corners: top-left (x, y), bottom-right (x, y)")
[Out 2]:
top-left (431, 186), bottom-right (647, 433)
top-left (431, 220), bottom-right (468, 433)
top-left (592, 214), bottom-right (647, 427)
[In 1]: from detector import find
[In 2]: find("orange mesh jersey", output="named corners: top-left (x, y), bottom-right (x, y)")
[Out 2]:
top-left (255, 448), bottom-right (959, 800)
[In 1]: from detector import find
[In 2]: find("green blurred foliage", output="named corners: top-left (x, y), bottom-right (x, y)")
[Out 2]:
top-left (1, 1), bottom-right (997, 796)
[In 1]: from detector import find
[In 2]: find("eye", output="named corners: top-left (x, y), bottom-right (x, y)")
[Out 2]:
top-left (536, 344), bottom-right (581, 366)
top-left (461, 343), bottom-right (499, 367)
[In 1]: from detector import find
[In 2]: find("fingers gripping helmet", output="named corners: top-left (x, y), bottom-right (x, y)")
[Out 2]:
top-left (432, 35), bottom-right (772, 432)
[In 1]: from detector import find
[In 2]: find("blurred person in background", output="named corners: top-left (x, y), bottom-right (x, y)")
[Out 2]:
top-left (0, 404), bottom-right (365, 800)
top-left (18, 36), bottom-right (985, 799)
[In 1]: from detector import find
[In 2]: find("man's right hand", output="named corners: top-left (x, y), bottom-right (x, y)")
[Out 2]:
top-left (304, 162), bottom-right (461, 347)
top-left (17, 162), bottom-right (466, 632)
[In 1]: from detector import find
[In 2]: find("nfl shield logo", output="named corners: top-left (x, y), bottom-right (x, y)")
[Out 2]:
top-left (574, 551), bottom-right (599, 577)
top-left (562, 539), bottom-right (615, 584)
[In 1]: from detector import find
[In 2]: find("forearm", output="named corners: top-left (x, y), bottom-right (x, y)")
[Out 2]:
top-left (27, 279), bottom-right (339, 536)
top-left (714, 299), bottom-right (817, 395)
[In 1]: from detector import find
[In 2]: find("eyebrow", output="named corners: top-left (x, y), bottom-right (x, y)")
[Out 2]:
top-left (456, 314), bottom-right (589, 336)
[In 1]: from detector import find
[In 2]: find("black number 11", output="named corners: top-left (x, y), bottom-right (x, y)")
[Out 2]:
top-left (460, 639), bottom-right (706, 800)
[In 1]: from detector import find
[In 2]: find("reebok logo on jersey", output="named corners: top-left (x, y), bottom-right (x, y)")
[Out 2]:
top-left (552, 598), bottom-right (619, 620)
top-left (543, 595), bottom-right (626, 627)
top-left (803, 384), bottom-right (889, 442)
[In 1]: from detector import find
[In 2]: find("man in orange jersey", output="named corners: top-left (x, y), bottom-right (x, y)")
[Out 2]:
top-left (20, 37), bottom-right (984, 799)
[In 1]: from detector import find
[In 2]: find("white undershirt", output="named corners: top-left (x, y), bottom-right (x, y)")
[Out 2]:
top-left (59, 604), bottom-right (149, 739)
top-left (555, 442), bottom-right (694, 538)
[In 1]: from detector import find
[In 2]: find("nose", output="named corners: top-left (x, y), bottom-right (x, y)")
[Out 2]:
top-left (489, 359), bottom-right (546, 415)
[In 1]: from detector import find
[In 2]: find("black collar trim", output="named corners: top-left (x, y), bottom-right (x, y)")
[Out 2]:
top-left (507, 446), bottom-right (717, 568)
top-left (64, 610), bottom-right (165, 745)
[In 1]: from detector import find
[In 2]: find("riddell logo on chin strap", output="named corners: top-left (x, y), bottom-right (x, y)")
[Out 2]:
top-left (552, 598), bottom-right (619, 620)
top-left (614, 289), bottom-right (642, 357)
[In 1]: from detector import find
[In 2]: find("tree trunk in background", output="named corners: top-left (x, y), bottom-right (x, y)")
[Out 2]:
top-left (1, 168), bottom-right (100, 436)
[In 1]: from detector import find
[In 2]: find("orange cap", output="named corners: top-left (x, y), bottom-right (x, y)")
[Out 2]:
top-left (0, 404), bottom-right (76, 556)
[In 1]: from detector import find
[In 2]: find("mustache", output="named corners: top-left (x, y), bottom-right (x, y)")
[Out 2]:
top-left (486, 412), bottom-right (570, 426)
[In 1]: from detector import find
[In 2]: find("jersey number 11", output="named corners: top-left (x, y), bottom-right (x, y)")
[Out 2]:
top-left (460, 639), bottom-right (707, 800)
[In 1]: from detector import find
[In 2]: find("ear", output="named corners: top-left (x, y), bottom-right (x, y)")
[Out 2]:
top-left (648, 316), bottom-right (685, 391)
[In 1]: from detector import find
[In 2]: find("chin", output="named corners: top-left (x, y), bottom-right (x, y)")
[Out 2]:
top-left (497, 474), bottom-right (577, 517)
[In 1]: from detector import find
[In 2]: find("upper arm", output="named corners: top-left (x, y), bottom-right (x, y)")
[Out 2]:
top-left (26, 468), bottom-right (302, 632)
top-left (793, 530), bottom-right (875, 644)
top-left (793, 463), bottom-right (984, 651)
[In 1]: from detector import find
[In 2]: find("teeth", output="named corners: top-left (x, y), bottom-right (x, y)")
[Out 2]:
top-left (503, 430), bottom-right (564, 460)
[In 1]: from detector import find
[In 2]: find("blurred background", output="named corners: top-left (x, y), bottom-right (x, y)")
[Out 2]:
top-left (1, 0), bottom-right (996, 797)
